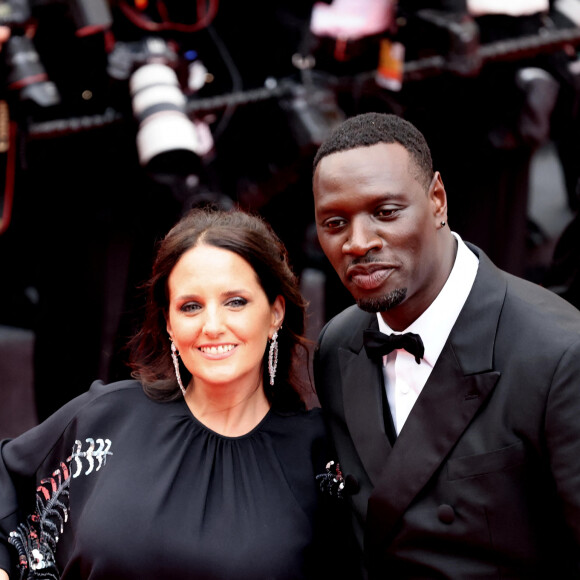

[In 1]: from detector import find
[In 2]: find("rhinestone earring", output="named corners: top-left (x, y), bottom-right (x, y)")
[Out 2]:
top-left (170, 340), bottom-right (187, 396)
top-left (268, 330), bottom-right (279, 387)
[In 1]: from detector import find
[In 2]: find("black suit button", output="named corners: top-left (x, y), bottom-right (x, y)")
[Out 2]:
top-left (437, 504), bottom-right (455, 524)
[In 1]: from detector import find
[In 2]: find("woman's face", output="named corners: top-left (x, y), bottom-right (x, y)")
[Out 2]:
top-left (166, 244), bottom-right (284, 391)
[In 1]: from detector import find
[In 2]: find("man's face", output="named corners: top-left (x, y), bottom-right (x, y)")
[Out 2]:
top-left (313, 142), bottom-right (447, 330)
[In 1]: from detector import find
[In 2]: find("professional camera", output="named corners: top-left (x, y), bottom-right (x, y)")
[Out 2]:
top-left (113, 36), bottom-right (212, 175)
top-left (1, 0), bottom-right (112, 112)
top-left (4, 34), bottom-right (59, 107)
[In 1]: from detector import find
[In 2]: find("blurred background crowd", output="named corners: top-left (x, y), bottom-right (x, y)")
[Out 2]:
top-left (1, 0), bottom-right (579, 435)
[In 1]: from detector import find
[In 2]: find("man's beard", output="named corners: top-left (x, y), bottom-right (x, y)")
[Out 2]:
top-left (356, 288), bottom-right (407, 313)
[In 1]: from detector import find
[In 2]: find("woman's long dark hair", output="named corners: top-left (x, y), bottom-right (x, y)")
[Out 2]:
top-left (128, 207), bottom-right (309, 411)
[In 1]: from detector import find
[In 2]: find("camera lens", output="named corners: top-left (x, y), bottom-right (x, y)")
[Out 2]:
top-left (130, 63), bottom-right (200, 174)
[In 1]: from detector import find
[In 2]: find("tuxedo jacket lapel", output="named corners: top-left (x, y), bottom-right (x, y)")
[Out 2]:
top-left (365, 346), bottom-right (500, 553)
top-left (337, 312), bottom-right (394, 485)
top-left (340, 343), bottom-right (393, 483)
top-left (360, 248), bottom-right (505, 554)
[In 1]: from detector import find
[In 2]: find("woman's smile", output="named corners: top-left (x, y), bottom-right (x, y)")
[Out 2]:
top-left (198, 344), bottom-right (237, 356)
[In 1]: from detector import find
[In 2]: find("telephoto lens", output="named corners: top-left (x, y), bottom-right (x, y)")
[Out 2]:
top-left (130, 62), bottom-right (201, 175)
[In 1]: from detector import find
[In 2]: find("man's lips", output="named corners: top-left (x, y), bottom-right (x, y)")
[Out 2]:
top-left (347, 264), bottom-right (394, 290)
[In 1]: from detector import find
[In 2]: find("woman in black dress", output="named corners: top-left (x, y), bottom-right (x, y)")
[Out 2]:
top-left (0, 208), bottom-right (354, 579)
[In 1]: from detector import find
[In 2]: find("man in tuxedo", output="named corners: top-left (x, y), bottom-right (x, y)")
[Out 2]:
top-left (312, 112), bottom-right (580, 578)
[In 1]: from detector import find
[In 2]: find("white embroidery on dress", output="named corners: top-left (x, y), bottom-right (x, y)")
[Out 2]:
top-left (70, 438), bottom-right (113, 477)
top-left (8, 437), bottom-right (113, 579)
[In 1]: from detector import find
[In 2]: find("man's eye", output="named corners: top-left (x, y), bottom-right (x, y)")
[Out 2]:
top-left (376, 208), bottom-right (397, 218)
top-left (324, 218), bottom-right (346, 229)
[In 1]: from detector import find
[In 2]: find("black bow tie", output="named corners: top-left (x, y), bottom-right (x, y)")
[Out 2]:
top-left (363, 329), bottom-right (425, 364)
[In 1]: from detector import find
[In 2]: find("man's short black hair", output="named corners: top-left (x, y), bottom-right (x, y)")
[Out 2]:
top-left (313, 112), bottom-right (434, 189)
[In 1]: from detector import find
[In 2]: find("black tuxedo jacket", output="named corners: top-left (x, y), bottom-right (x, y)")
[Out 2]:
top-left (314, 244), bottom-right (580, 579)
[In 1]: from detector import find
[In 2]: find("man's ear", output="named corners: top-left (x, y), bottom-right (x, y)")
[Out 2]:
top-left (429, 171), bottom-right (448, 223)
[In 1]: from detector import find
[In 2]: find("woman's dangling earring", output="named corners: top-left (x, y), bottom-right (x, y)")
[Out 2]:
top-left (170, 340), bottom-right (187, 397)
top-left (268, 329), bottom-right (279, 387)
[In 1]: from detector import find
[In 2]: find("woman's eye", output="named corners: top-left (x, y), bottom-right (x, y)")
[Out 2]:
top-left (227, 297), bottom-right (247, 308)
top-left (180, 302), bottom-right (201, 313)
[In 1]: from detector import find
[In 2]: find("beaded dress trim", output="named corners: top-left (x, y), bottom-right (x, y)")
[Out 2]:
top-left (8, 438), bottom-right (112, 580)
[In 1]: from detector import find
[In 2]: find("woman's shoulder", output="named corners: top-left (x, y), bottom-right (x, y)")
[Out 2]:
top-left (17, 380), bottom-right (152, 443)
top-left (268, 405), bottom-right (327, 441)
top-left (266, 406), bottom-right (332, 488)
top-left (72, 379), bottom-right (178, 425)
top-left (85, 378), bottom-right (144, 397)
top-left (271, 404), bottom-right (324, 422)
top-left (52, 379), bottom-right (146, 419)
top-left (0, 380), bottom-right (151, 479)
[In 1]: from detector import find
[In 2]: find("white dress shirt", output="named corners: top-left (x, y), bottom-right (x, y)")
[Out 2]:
top-left (377, 233), bottom-right (479, 435)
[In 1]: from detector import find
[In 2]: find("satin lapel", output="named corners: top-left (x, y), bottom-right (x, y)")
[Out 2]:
top-left (365, 245), bottom-right (505, 553)
top-left (365, 346), bottom-right (500, 552)
top-left (341, 347), bottom-right (392, 484)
